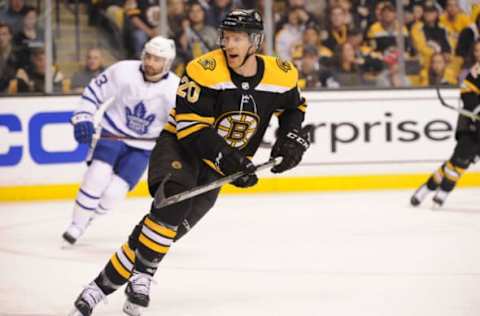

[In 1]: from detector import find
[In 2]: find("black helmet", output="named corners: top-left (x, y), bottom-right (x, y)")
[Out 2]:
top-left (219, 9), bottom-right (264, 49)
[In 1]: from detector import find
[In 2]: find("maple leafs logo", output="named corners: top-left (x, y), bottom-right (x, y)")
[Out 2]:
top-left (125, 102), bottom-right (156, 135)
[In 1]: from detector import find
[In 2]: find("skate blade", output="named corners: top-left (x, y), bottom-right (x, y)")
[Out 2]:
top-left (123, 300), bottom-right (144, 316)
top-left (431, 202), bottom-right (443, 210)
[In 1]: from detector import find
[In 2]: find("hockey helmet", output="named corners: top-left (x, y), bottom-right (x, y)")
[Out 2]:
top-left (219, 9), bottom-right (264, 50)
top-left (141, 36), bottom-right (176, 80)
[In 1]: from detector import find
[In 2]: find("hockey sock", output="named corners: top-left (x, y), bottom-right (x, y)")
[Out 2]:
top-left (96, 175), bottom-right (129, 215)
top-left (94, 242), bottom-right (136, 295)
top-left (426, 163), bottom-right (445, 190)
top-left (134, 215), bottom-right (177, 276)
top-left (439, 161), bottom-right (465, 192)
top-left (73, 160), bottom-right (114, 222)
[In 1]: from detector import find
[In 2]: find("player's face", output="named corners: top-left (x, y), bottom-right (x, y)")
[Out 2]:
top-left (221, 30), bottom-right (254, 69)
top-left (473, 42), bottom-right (480, 62)
top-left (143, 52), bottom-right (166, 76)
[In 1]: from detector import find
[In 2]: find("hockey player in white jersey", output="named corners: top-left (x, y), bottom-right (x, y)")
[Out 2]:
top-left (62, 36), bottom-right (180, 245)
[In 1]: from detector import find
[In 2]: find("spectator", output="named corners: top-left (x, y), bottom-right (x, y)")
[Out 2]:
top-left (275, 7), bottom-right (307, 60)
top-left (376, 51), bottom-right (412, 87)
top-left (13, 7), bottom-right (44, 67)
top-left (439, 0), bottom-right (471, 49)
top-left (298, 44), bottom-right (339, 89)
top-left (331, 41), bottom-right (372, 86)
top-left (71, 47), bottom-right (106, 92)
top-left (10, 47), bottom-right (70, 94)
top-left (0, 0), bottom-right (33, 34)
top-left (205, 0), bottom-right (234, 28)
top-left (290, 23), bottom-right (334, 67)
top-left (411, 3), bottom-right (451, 68)
top-left (184, 1), bottom-right (217, 58)
top-left (347, 28), bottom-right (384, 75)
top-left (124, 0), bottom-right (161, 57)
top-left (167, 0), bottom-right (187, 37)
top-left (321, 5), bottom-right (349, 52)
top-left (275, 0), bottom-right (320, 31)
top-left (0, 22), bottom-right (19, 93)
top-left (367, 2), bottom-right (412, 54)
top-left (418, 52), bottom-right (457, 85)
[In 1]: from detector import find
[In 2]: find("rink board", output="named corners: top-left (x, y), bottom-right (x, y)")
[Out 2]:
top-left (0, 89), bottom-right (479, 201)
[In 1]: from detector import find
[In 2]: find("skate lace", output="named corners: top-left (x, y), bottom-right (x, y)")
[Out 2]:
top-left (129, 273), bottom-right (156, 295)
top-left (82, 283), bottom-right (107, 306)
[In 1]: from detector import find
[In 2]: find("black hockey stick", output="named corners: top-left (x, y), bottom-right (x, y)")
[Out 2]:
top-left (436, 84), bottom-right (480, 121)
top-left (153, 157), bottom-right (282, 209)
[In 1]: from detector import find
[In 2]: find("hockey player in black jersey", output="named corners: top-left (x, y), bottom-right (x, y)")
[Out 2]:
top-left (410, 61), bottom-right (480, 208)
top-left (68, 9), bottom-right (310, 316)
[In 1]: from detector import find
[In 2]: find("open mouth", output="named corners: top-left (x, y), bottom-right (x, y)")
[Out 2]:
top-left (228, 54), bottom-right (239, 61)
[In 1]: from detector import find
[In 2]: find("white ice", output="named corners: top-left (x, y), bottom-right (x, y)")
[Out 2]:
top-left (1, 188), bottom-right (480, 316)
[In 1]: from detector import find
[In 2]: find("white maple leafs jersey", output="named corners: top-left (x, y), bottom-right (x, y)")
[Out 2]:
top-left (75, 60), bottom-right (180, 150)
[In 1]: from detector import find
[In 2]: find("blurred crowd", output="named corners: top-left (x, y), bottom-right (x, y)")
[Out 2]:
top-left (1, 0), bottom-right (480, 94)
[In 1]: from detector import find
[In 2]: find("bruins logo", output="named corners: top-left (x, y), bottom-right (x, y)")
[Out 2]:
top-left (197, 57), bottom-right (216, 71)
top-left (215, 111), bottom-right (259, 148)
top-left (276, 57), bottom-right (292, 73)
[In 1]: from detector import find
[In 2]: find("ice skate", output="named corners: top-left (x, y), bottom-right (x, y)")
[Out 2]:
top-left (410, 184), bottom-right (434, 207)
top-left (123, 272), bottom-right (154, 316)
top-left (62, 218), bottom-right (94, 245)
top-left (68, 282), bottom-right (106, 316)
top-left (432, 190), bottom-right (449, 209)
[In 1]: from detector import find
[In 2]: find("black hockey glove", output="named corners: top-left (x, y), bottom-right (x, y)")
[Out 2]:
top-left (215, 147), bottom-right (258, 188)
top-left (270, 128), bottom-right (310, 173)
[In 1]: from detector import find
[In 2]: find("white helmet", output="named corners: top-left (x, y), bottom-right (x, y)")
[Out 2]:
top-left (141, 36), bottom-right (176, 81)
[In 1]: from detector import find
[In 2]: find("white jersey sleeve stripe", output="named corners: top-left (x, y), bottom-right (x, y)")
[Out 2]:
top-left (81, 95), bottom-right (100, 109)
top-left (86, 85), bottom-right (103, 104)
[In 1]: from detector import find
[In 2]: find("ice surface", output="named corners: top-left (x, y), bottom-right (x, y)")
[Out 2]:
top-left (1, 188), bottom-right (480, 316)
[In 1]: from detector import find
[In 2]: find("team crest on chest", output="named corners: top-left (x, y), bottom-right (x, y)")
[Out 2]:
top-left (215, 111), bottom-right (260, 148)
top-left (276, 57), bottom-right (292, 73)
top-left (197, 57), bottom-right (216, 71)
top-left (125, 102), bottom-right (156, 135)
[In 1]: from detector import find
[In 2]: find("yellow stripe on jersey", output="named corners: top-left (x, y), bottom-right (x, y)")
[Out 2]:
top-left (144, 217), bottom-right (176, 238)
top-left (461, 80), bottom-right (480, 95)
top-left (297, 103), bottom-right (307, 112)
top-left (186, 49), bottom-right (231, 88)
top-left (121, 243), bottom-right (135, 262)
top-left (110, 254), bottom-right (131, 279)
top-left (164, 122), bottom-right (176, 133)
top-left (139, 233), bottom-right (170, 254)
top-left (177, 123), bottom-right (209, 139)
top-left (176, 113), bottom-right (214, 125)
top-left (258, 55), bottom-right (298, 89)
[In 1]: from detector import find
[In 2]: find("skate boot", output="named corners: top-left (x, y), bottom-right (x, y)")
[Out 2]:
top-left (123, 272), bottom-right (154, 316)
top-left (410, 184), bottom-right (434, 206)
top-left (68, 282), bottom-right (106, 316)
top-left (432, 190), bottom-right (449, 208)
top-left (62, 223), bottom-right (85, 244)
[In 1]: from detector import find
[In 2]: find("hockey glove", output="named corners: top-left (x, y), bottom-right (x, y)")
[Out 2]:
top-left (270, 128), bottom-right (310, 173)
top-left (71, 112), bottom-right (95, 144)
top-left (215, 147), bottom-right (258, 188)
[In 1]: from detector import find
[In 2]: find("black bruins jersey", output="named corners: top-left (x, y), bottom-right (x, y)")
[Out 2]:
top-left (163, 49), bottom-right (307, 170)
top-left (458, 63), bottom-right (480, 136)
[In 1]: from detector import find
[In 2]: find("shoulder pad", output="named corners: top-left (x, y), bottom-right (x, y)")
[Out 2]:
top-left (258, 55), bottom-right (298, 91)
top-left (186, 49), bottom-right (230, 88)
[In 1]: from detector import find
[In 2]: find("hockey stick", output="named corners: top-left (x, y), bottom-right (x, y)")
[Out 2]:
top-left (153, 157), bottom-right (282, 209)
top-left (435, 85), bottom-right (480, 121)
top-left (86, 96), bottom-right (115, 162)
top-left (99, 134), bottom-right (157, 141)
